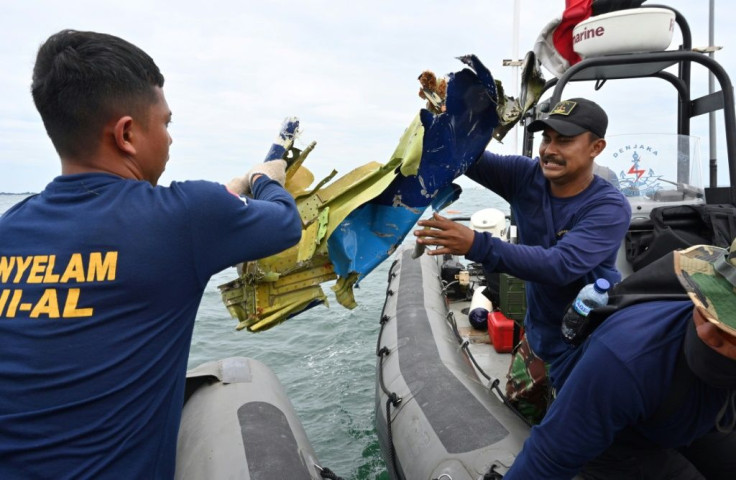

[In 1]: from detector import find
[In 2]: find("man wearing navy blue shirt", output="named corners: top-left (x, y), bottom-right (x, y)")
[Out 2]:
top-left (0, 30), bottom-right (301, 478)
top-left (504, 244), bottom-right (736, 479)
top-left (414, 98), bottom-right (630, 422)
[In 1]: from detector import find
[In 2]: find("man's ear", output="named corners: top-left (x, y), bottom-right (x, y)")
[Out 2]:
top-left (695, 310), bottom-right (736, 360)
top-left (113, 116), bottom-right (136, 155)
top-left (591, 138), bottom-right (607, 158)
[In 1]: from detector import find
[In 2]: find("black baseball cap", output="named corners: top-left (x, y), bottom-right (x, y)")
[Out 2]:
top-left (527, 98), bottom-right (608, 138)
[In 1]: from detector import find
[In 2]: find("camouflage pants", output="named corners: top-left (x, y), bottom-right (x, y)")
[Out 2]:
top-left (505, 334), bottom-right (551, 425)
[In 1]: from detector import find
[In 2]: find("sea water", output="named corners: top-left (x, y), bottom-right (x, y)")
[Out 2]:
top-left (0, 188), bottom-right (507, 479)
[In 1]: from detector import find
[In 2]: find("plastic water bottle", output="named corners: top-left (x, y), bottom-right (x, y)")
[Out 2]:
top-left (561, 278), bottom-right (610, 345)
top-left (468, 286), bottom-right (492, 331)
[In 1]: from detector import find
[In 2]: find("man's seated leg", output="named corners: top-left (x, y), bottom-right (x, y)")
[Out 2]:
top-left (505, 334), bottom-right (550, 425)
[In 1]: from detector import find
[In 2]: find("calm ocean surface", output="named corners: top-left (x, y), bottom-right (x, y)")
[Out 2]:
top-left (0, 187), bottom-right (507, 479)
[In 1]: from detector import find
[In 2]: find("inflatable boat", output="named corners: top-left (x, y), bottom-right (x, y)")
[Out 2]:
top-left (175, 357), bottom-right (335, 480)
top-left (375, 248), bottom-right (529, 480)
top-left (376, 4), bottom-right (736, 478)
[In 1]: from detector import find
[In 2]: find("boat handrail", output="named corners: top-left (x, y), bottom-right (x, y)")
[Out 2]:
top-left (521, 4), bottom-right (736, 204)
top-left (544, 50), bottom-right (736, 196)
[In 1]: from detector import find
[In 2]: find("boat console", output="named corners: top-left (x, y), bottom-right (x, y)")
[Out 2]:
top-left (524, 4), bottom-right (736, 205)
top-left (522, 4), bottom-right (736, 276)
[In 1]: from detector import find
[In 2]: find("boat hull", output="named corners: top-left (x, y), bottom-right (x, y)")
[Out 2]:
top-left (375, 248), bottom-right (529, 479)
top-left (175, 357), bottom-right (322, 480)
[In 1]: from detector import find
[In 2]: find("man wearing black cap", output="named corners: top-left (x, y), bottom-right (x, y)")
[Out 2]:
top-left (503, 242), bottom-right (736, 479)
top-left (414, 98), bottom-right (631, 422)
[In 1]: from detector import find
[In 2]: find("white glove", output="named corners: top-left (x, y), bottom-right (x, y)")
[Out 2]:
top-left (248, 159), bottom-right (287, 187)
top-left (226, 176), bottom-right (250, 196)
top-left (226, 159), bottom-right (287, 196)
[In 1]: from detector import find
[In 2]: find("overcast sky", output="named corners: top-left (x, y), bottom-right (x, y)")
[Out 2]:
top-left (1, 0), bottom-right (734, 193)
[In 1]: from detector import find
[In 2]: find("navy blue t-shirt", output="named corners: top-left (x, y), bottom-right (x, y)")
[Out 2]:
top-left (505, 300), bottom-right (732, 479)
top-left (0, 173), bottom-right (301, 478)
top-left (465, 151), bottom-right (631, 367)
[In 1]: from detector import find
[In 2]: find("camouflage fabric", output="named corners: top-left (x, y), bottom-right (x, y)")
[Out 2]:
top-left (506, 335), bottom-right (552, 425)
top-left (675, 241), bottom-right (736, 337)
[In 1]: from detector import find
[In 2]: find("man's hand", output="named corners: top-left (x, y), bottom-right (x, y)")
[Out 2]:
top-left (414, 212), bottom-right (475, 256)
top-left (226, 176), bottom-right (250, 196)
top-left (247, 159), bottom-right (287, 187)
top-left (226, 159), bottom-right (288, 196)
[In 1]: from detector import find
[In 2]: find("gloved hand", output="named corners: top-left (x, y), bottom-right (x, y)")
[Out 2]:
top-left (247, 159), bottom-right (287, 187)
top-left (226, 159), bottom-right (287, 196)
top-left (226, 176), bottom-right (250, 196)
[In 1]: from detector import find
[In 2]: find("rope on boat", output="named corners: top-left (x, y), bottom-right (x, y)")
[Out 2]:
top-left (314, 464), bottom-right (345, 480)
top-left (375, 260), bottom-right (397, 356)
top-left (385, 396), bottom-right (403, 480)
top-left (447, 310), bottom-right (462, 341)
top-left (377, 345), bottom-right (397, 397)
top-left (445, 312), bottom-right (533, 428)
top-left (377, 336), bottom-right (403, 479)
top-left (375, 259), bottom-right (404, 479)
top-left (489, 378), bottom-right (533, 428)
top-left (462, 340), bottom-right (492, 382)
top-left (447, 311), bottom-right (492, 382)
top-left (441, 280), bottom-right (460, 296)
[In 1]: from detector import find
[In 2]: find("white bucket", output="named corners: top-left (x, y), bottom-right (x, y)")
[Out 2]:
top-left (470, 208), bottom-right (507, 240)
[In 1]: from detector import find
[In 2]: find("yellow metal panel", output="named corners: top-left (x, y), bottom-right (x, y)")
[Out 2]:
top-left (395, 114), bottom-right (425, 177)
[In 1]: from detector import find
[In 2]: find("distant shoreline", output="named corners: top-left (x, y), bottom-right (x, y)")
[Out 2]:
top-left (0, 192), bottom-right (36, 195)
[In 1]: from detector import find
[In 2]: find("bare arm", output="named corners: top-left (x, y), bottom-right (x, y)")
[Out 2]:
top-left (414, 212), bottom-right (475, 256)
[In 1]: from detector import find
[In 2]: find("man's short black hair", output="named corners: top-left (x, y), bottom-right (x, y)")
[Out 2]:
top-left (31, 30), bottom-right (165, 158)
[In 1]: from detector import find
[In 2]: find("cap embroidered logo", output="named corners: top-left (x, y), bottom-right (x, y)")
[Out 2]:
top-left (550, 100), bottom-right (577, 116)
